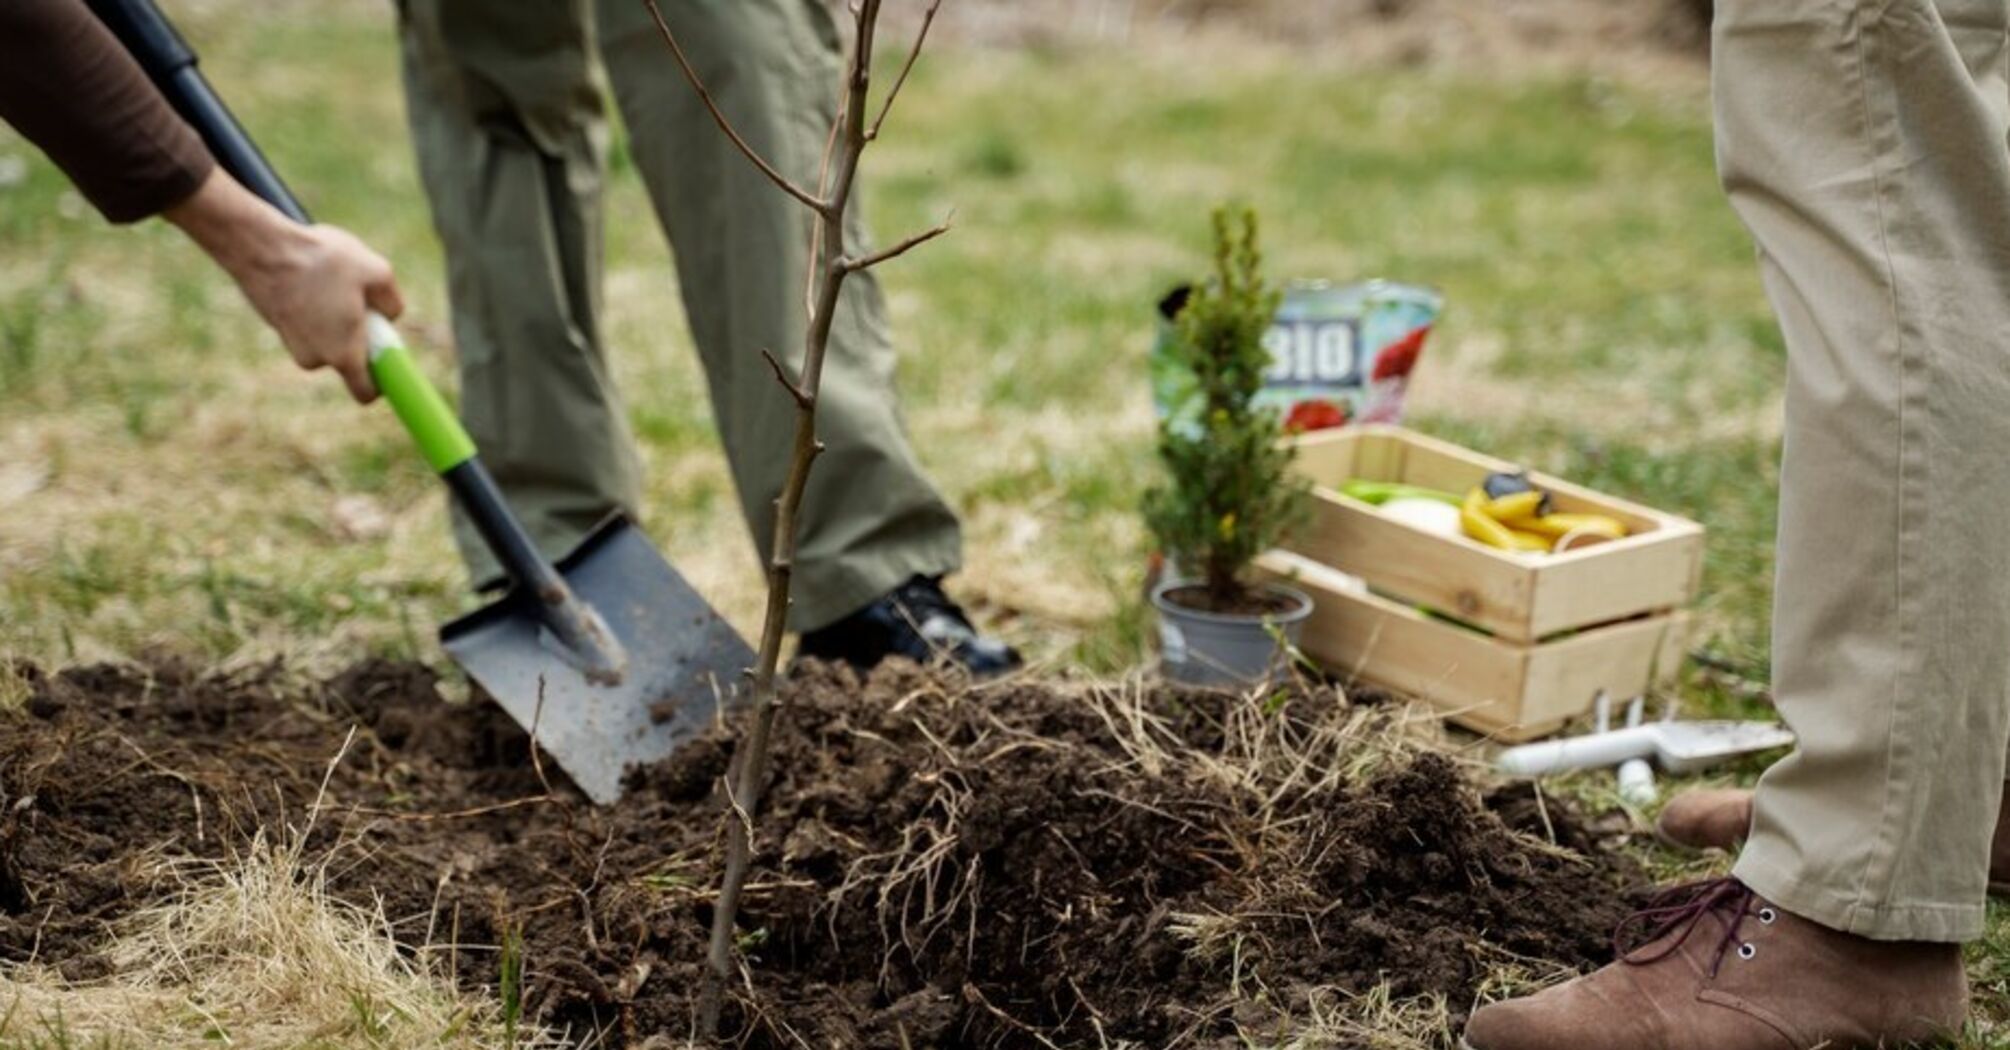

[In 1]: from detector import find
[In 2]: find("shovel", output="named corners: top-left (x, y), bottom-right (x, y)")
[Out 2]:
top-left (91, 0), bottom-right (754, 803)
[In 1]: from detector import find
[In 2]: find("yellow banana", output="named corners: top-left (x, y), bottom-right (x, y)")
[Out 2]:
top-left (1461, 489), bottom-right (1521, 551)
top-left (1516, 512), bottom-right (1628, 541)
top-left (1506, 528), bottom-right (1555, 552)
top-left (1483, 490), bottom-right (1549, 524)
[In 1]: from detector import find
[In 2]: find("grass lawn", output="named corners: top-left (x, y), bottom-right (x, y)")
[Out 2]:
top-left (0, 3), bottom-right (2003, 1045)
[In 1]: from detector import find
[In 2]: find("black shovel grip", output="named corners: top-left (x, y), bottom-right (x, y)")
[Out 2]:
top-left (86, 0), bottom-right (308, 224)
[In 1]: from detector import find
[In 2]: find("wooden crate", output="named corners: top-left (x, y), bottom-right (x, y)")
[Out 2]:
top-left (1258, 551), bottom-right (1689, 741)
top-left (1283, 425), bottom-right (1704, 643)
top-left (1262, 425), bottom-right (1704, 739)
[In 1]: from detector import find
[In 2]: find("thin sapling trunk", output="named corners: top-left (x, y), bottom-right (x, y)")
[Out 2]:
top-left (641, 0), bottom-right (949, 1039)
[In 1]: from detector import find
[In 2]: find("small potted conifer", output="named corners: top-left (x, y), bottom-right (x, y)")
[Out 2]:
top-left (1145, 207), bottom-right (1313, 686)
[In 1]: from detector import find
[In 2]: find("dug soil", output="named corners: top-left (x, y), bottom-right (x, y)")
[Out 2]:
top-left (0, 659), bottom-right (1644, 1048)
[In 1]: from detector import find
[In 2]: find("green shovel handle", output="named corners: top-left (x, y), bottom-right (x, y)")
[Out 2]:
top-left (365, 314), bottom-right (477, 475)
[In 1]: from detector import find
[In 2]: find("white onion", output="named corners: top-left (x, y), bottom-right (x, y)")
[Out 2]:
top-left (1380, 497), bottom-right (1463, 537)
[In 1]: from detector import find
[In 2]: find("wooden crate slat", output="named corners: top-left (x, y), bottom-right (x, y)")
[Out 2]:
top-left (1527, 528), bottom-right (1705, 639)
top-left (1288, 428), bottom-right (1360, 482)
top-left (1263, 546), bottom-right (1693, 740)
top-left (1519, 612), bottom-right (1690, 728)
top-left (1262, 552), bottom-right (1530, 720)
top-left (1286, 494), bottom-right (1537, 638)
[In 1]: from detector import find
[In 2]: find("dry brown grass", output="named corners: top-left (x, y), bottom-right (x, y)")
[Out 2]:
top-left (805, 673), bottom-right (1590, 1049)
top-left (0, 800), bottom-right (559, 1048)
top-left (0, 665), bottom-right (30, 714)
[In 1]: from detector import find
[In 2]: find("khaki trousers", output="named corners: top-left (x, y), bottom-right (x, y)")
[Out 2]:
top-left (1721, 0), bottom-right (2010, 941)
top-left (397, 0), bottom-right (961, 630)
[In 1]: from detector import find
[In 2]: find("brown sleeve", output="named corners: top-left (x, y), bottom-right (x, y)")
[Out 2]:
top-left (0, 0), bottom-right (215, 223)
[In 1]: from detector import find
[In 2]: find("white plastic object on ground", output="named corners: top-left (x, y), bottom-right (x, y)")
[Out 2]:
top-left (1260, 549), bottom-right (1366, 596)
top-left (1615, 696), bottom-right (1658, 804)
top-left (1618, 759), bottom-right (1659, 805)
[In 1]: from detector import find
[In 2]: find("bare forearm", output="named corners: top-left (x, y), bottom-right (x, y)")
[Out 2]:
top-left (164, 167), bottom-right (317, 287)
top-left (166, 168), bottom-right (405, 403)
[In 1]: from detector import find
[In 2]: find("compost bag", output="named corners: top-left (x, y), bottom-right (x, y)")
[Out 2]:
top-left (1153, 279), bottom-right (1444, 433)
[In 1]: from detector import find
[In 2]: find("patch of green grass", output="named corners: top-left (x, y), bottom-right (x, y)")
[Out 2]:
top-left (959, 128), bottom-right (1027, 180)
top-left (497, 925), bottom-right (525, 1050)
top-left (0, 1004), bottom-right (132, 1050)
top-left (1969, 901), bottom-right (2010, 1046)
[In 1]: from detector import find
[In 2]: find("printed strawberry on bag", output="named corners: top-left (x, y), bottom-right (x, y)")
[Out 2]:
top-left (1285, 399), bottom-right (1349, 433)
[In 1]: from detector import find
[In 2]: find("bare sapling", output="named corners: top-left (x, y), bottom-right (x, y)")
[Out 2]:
top-left (640, 0), bottom-right (950, 1038)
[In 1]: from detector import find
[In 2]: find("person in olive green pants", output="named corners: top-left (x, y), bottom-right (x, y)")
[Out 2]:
top-left (397, 0), bottom-right (1015, 673)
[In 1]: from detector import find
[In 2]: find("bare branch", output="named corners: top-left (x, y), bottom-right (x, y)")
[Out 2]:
top-left (847, 0), bottom-right (885, 122)
top-left (759, 348), bottom-right (814, 409)
top-left (641, 0), bottom-right (831, 215)
top-left (868, 0), bottom-right (943, 142)
top-left (842, 211), bottom-right (955, 272)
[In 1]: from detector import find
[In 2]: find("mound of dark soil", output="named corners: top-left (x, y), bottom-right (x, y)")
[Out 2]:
top-left (0, 659), bottom-right (1644, 1047)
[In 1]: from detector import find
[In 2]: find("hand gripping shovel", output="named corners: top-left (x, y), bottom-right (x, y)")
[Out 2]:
top-left (92, 0), bottom-right (754, 803)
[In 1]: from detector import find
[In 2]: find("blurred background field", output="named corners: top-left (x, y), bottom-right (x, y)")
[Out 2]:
top-left (3, 0), bottom-right (1771, 679)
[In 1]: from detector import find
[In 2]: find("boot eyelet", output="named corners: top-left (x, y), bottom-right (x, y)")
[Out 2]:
top-left (1737, 943), bottom-right (1757, 960)
top-left (1758, 908), bottom-right (1777, 925)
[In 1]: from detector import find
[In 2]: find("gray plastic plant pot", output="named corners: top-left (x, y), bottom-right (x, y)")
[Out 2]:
top-left (1151, 579), bottom-right (1315, 687)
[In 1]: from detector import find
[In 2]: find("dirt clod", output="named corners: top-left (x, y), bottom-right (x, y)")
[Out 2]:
top-left (0, 659), bottom-right (1643, 1047)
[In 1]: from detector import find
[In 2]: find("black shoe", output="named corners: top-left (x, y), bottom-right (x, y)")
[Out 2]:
top-left (797, 576), bottom-right (1021, 677)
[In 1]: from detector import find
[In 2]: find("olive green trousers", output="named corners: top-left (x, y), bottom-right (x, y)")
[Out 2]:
top-left (397, 0), bottom-right (960, 630)
top-left (1720, 0), bottom-right (2010, 941)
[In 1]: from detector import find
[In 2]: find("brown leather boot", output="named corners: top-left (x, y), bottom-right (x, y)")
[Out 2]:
top-left (1655, 787), bottom-right (1755, 852)
top-left (1659, 784), bottom-right (2010, 895)
top-left (1460, 879), bottom-right (1966, 1050)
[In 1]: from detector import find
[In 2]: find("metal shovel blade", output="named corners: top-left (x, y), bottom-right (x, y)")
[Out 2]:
top-left (441, 514), bottom-right (753, 804)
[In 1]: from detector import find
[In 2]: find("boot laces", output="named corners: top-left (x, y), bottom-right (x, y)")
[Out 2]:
top-left (1614, 876), bottom-right (1763, 977)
